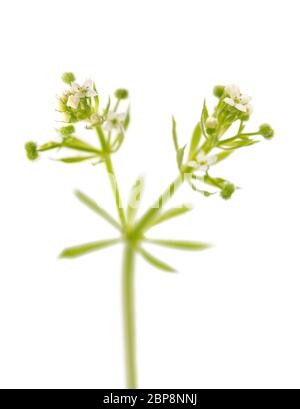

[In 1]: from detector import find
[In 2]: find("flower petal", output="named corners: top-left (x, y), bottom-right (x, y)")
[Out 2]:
top-left (235, 103), bottom-right (247, 112)
top-left (240, 94), bottom-right (251, 104)
top-left (224, 97), bottom-right (235, 107)
top-left (67, 95), bottom-right (80, 109)
top-left (70, 83), bottom-right (81, 93)
top-left (225, 84), bottom-right (240, 98)
top-left (82, 79), bottom-right (94, 89)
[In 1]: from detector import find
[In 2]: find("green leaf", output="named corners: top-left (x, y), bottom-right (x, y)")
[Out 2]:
top-left (145, 238), bottom-right (211, 250)
top-left (39, 141), bottom-right (61, 152)
top-left (176, 145), bottom-right (186, 170)
top-left (93, 83), bottom-right (99, 111)
top-left (124, 106), bottom-right (130, 130)
top-left (189, 181), bottom-right (215, 197)
top-left (127, 176), bottom-right (145, 223)
top-left (110, 133), bottom-right (124, 152)
top-left (58, 156), bottom-right (96, 163)
top-left (103, 97), bottom-right (111, 116)
top-left (60, 238), bottom-right (120, 258)
top-left (172, 116), bottom-right (179, 152)
top-left (62, 137), bottom-right (102, 155)
top-left (201, 100), bottom-right (209, 139)
top-left (219, 139), bottom-right (259, 150)
top-left (215, 150), bottom-right (233, 163)
top-left (138, 247), bottom-right (176, 272)
top-left (188, 122), bottom-right (202, 159)
top-left (149, 205), bottom-right (193, 228)
top-left (75, 190), bottom-right (121, 231)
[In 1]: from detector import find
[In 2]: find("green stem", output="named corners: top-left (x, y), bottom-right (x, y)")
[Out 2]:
top-left (105, 156), bottom-right (126, 227)
top-left (122, 242), bottom-right (137, 389)
top-left (95, 125), bottom-right (126, 227)
top-left (132, 174), bottom-right (184, 237)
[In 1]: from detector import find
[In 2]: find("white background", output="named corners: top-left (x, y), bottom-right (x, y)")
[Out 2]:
top-left (0, 0), bottom-right (299, 389)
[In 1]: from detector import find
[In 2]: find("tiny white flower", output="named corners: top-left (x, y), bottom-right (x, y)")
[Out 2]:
top-left (104, 111), bottom-right (126, 132)
top-left (224, 84), bottom-right (252, 114)
top-left (188, 151), bottom-right (217, 172)
top-left (68, 80), bottom-right (97, 105)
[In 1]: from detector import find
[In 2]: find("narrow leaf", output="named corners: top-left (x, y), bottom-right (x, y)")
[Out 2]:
top-left (124, 106), bottom-right (130, 130)
top-left (60, 238), bottom-right (120, 258)
top-left (127, 176), bottom-right (145, 223)
top-left (149, 205), bottom-right (193, 228)
top-left (203, 174), bottom-right (226, 189)
top-left (103, 97), bottom-right (111, 116)
top-left (215, 150), bottom-right (233, 163)
top-left (110, 133), bottom-right (124, 152)
top-left (39, 141), bottom-right (61, 152)
top-left (93, 83), bottom-right (99, 111)
top-left (62, 137), bottom-right (102, 154)
top-left (172, 116), bottom-right (179, 152)
top-left (58, 156), bottom-right (96, 163)
top-left (219, 139), bottom-right (259, 150)
top-left (146, 238), bottom-right (211, 250)
top-left (138, 247), bottom-right (176, 272)
top-left (188, 122), bottom-right (202, 159)
top-left (190, 181), bottom-right (215, 197)
top-left (75, 190), bottom-right (121, 231)
top-left (201, 100), bottom-right (209, 139)
top-left (176, 145), bottom-right (186, 170)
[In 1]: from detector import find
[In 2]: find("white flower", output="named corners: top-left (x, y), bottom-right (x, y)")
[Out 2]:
top-left (104, 111), bottom-right (126, 133)
top-left (188, 151), bottom-right (217, 172)
top-left (224, 84), bottom-right (252, 113)
top-left (66, 80), bottom-right (97, 109)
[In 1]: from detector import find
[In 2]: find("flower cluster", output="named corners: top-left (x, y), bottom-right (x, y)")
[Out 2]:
top-left (58, 74), bottom-right (98, 123)
top-left (25, 73), bottom-right (130, 163)
top-left (223, 84), bottom-right (252, 115)
top-left (171, 83), bottom-right (274, 200)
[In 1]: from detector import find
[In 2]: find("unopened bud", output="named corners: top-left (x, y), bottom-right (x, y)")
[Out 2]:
top-left (259, 123), bottom-right (274, 139)
top-left (114, 88), bottom-right (129, 100)
top-left (205, 116), bottom-right (218, 129)
top-left (25, 141), bottom-right (39, 161)
top-left (61, 72), bottom-right (76, 85)
top-left (220, 182), bottom-right (235, 200)
top-left (213, 85), bottom-right (225, 98)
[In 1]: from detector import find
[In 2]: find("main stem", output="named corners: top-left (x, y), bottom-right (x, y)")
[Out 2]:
top-left (95, 123), bottom-right (188, 388)
top-left (122, 242), bottom-right (137, 389)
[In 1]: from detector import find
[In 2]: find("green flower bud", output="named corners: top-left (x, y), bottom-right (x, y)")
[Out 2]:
top-left (259, 123), bottom-right (274, 139)
top-left (25, 141), bottom-right (39, 161)
top-left (61, 72), bottom-right (76, 85)
top-left (205, 116), bottom-right (218, 129)
top-left (59, 125), bottom-right (75, 136)
top-left (213, 85), bottom-right (225, 98)
top-left (220, 182), bottom-right (235, 200)
top-left (114, 88), bottom-right (129, 100)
